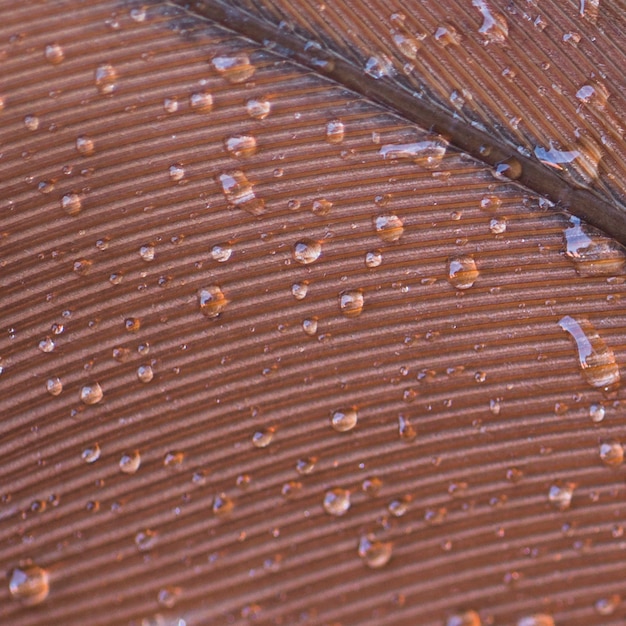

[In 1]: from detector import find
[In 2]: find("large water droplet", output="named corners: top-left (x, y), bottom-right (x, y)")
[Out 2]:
top-left (120, 450), bottom-right (141, 474)
top-left (374, 213), bottom-right (404, 242)
top-left (46, 377), bottom-right (63, 396)
top-left (95, 63), bottom-right (117, 94)
top-left (302, 317), bottom-right (318, 336)
top-left (293, 239), bottom-right (322, 264)
top-left (189, 91), bottom-right (213, 112)
top-left (218, 171), bottom-right (265, 215)
top-left (80, 382), bottom-right (103, 405)
top-left (24, 114), bottom-right (39, 131)
top-left (472, 0), bottom-right (508, 43)
top-left (224, 135), bottom-right (257, 158)
top-left (252, 427), bottom-right (275, 448)
top-left (599, 440), bottom-right (623, 467)
top-left (44, 43), bottom-right (65, 65)
top-left (364, 55), bottom-right (394, 79)
top-left (379, 137), bottom-right (448, 169)
top-left (61, 192), bottom-right (82, 216)
top-left (291, 282), bottom-right (309, 300)
top-left (210, 243), bottom-right (232, 263)
top-left (558, 315), bottom-right (620, 389)
top-left (323, 487), bottom-right (351, 515)
top-left (198, 285), bottom-right (228, 318)
top-left (447, 256), bottom-right (479, 289)
top-left (548, 482), bottom-right (575, 510)
top-left (137, 364), bottom-right (154, 383)
top-left (75, 135), bottom-right (95, 156)
top-left (330, 407), bottom-right (358, 432)
top-left (358, 534), bottom-right (393, 568)
top-left (296, 457), bottom-right (317, 475)
top-left (534, 143), bottom-right (580, 169)
top-left (81, 444), bottom-right (101, 463)
top-left (434, 23), bottom-right (461, 46)
top-left (8, 562), bottom-right (49, 605)
top-left (339, 289), bottom-right (364, 317)
top-left (211, 54), bottom-right (255, 83)
top-left (325, 119), bottom-right (345, 144)
top-left (246, 98), bottom-right (271, 119)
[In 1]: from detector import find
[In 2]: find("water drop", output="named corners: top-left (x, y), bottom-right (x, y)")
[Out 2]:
top-left (362, 476), bottom-right (383, 496)
top-left (302, 317), bottom-right (318, 336)
top-left (73, 258), bottom-right (92, 276)
top-left (364, 55), bottom-right (393, 79)
top-left (594, 595), bottom-right (621, 616)
top-left (157, 586), bottom-right (181, 609)
top-left (548, 482), bottom-right (575, 510)
top-left (75, 135), bottom-right (95, 156)
top-left (472, 0), bottom-right (508, 43)
top-left (558, 315), bottom-right (620, 389)
top-left (120, 450), bottom-right (141, 474)
top-left (325, 119), bottom-right (345, 144)
top-left (37, 180), bottom-right (55, 194)
top-left (323, 487), bottom-right (351, 515)
top-left (398, 414), bottom-right (417, 441)
top-left (190, 91), bottom-right (213, 112)
top-left (224, 134), bottom-right (257, 158)
top-left (218, 171), bottom-right (265, 215)
top-left (38, 337), bottom-right (55, 353)
top-left (291, 282), bottom-right (308, 300)
top-left (424, 507), bottom-right (448, 525)
top-left (391, 33), bottom-right (421, 60)
top-left (130, 7), bottom-right (147, 22)
top-left (44, 43), bottom-right (64, 65)
top-left (163, 451), bottom-right (185, 469)
top-left (563, 216), bottom-right (625, 276)
top-left (61, 192), bottom-right (82, 216)
top-left (479, 195), bottom-right (502, 212)
top-left (447, 610), bottom-right (482, 626)
top-left (198, 285), bottom-right (228, 318)
top-left (24, 114), bottom-right (39, 131)
top-left (517, 615), bottom-right (554, 626)
top-left (252, 427), bottom-right (275, 448)
top-left (589, 403), bottom-right (605, 422)
top-left (388, 497), bottom-right (410, 517)
top-left (281, 480), bottom-right (302, 499)
top-left (213, 493), bottom-right (234, 516)
top-left (125, 317), bottom-right (141, 332)
top-left (339, 289), bottom-right (364, 317)
top-left (373, 213), bottom-right (404, 242)
top-left (365, 250), bottom-right (382, 267)
top-left (489, 217), bottom-right (507, 234)
top-left (8, 562), bottom-right (49, 605)
top-left (358, 534), bottom-right (393, 568)
top-left (379, 137), bottom-right (448, 168)
top-left (534, 143), bottom-right (580, 169)
top-left (137, 364), bottom-right (154, 383)
top-left (493, 157), bottom-right (522, 180)
top-left (311, 197), bottom-right (332, 216)
top-left (293, 239), bottom-right (322, 264)
top-left (81, 444), bottom-right (100, 463)
top-left (45, 377), bottom-right (63, 396)
top-left (576, 82), bottom-right (608, 107)
top-left (331, 407), bottom-right (358, 432)
top-left (211, 54), bottom-right (255, 83)
top-left (599, 440), bottom-right (623, 467)
top-left (95, 63), bottom-right (117, 94)
top-left (246, 98), bottom-right (271, 119)
top-left (434, 23), bottom-right (461, 46)
top-left (80, 382), bottom-right (103, 405)
top-left (296, 457), bottom-right (317, 475)
top-left (168, 164), bottom-right (185, 182)
top-left (162, 97), bottom-right (178, 113)
top-left (135, 528), bottom-right (157, 551)
top-left (447, 256), bottom-right (479, 289)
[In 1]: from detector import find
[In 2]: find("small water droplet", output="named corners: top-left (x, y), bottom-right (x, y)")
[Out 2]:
top-left (38, 337), bottom-right (55, 353)
top-left (434, 23), bottom-right (461, 46)
top-left (379, 137), bottom-right (448, 168)
top-left (246, 98), bottom-right (271, 119)
top-left (73, 258), bottom-right (92, 276)
top-left (323, 487), bottom-right (351, 515)
top-left (589, 403), bottom-right (605, 422)
top-left (61, 192), bottom-right (82, 216)
top-left (388, 496), bottom-right (410, 517)
top-left (8, 562), bottom-right (49, 605)
top-left (447, 256), bottom-right (479, 289)
top-left (331, 407), bottom-right (358, 432)
top-left (198, 285), bottom-right (228, 318)
top-left (190, 91), bottom-right (213, 112)
top-left (374, 213), bottom-right (404, 242)
top-left (120, 450), bottom-right (141, 474)
top-left (75, 135), bottom-right (95, 156)
top-left (398, 414), bottom-right (417, 441)
top-left (163, 96), bottom-right (178, 113)
top-left (364, 55), bottom-right (393, 79)
top-left (558, 315), bottom-right (620, 389)
top-left (548, 482), bottom-right (576, 510)
top-left (252, 427), bottom-right (275, 448)
top-left (281, 480), bottom-right (302, 499)
top-left (130, 7), bottom-right (147, 22)
top-left (479, 195), bottom-right (502, 212)
top-left (293, 239), bottom-right (322, 264)
top-left (365, 250), bottom-right (382, 268)
top-left (296, 456), bottom-right (317, 475)
top-left (311, 197), bottom-right (332, 216)
top-left (135, 528), bottom-right (157, 551)
top-left (95, 63), bottom-right (117, 94)
top-left (517, 615), bottom-right (555, 626)
top-left (302, 317), bottom-right (318, 336)
top-left (211, 54), bottom-right (255, 83)
top-left (224, 134), bottom-right (257, 158)
top-left (24, 114), bottom-right (39, 131)
top-left (339, 289), bottom-right (364, 317)
top-left (44, 43), bottom-right (65, 65)
top-left (218, 171), bottom-right (264, 215)
top-left (362, 476), bottom-right (383, 496)
top-left (137, 364), bottom-right (154, 383)
top-left (358, 534), bottom-right (393, 568)
top-left (493, 157), bottom-right (522, 180)
top-left (168, 163), bottom-right (185, 182)
top-left (446, 609), bottom-right (482, 626)
top-left (163, 451), bottom-right (185, 469)
top-left (124, 317), bottom-right (141, 332)
top-left (80, 382), bottom-right (103, 405)
top-left (81, 444), bottom-right (100, 463)
top-left (45, 377), bottom-right (63, 396)
top-left (325, 119), bottom-right (345, 144)
top-left (599, 440), bottom-right (623, 467)
top-left (489, 217), bottom-right (506, 234)
top-left (594, 594), bottom-right (621, 616)
top-left (472, 0), bottom-right (508, 43)
top-left (213, 492), bottom-right (234, 516)
top-left (209, 243), bottom-right (232, 263)
top-left (157, 586), bottom-right (181, 609)
top-left (291, 282), bottom-right (308, 300)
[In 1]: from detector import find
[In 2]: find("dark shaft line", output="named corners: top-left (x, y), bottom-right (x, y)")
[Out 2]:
top-left (177, 0), bottom-right (626, 247)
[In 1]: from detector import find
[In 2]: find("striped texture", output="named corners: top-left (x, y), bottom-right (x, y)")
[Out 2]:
top-left (0, 1), bottom-right (625, 625)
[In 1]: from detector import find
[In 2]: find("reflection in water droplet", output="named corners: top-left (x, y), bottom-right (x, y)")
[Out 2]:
top-left (472, 0), bottom-right (508, 43)
top-left (374, 214), bottom-right (404, 242)
top-left (224, 135), bottom-right (257, 158)
top-left (46, 377), bottom-right (63, 396)
top-left (120, 450), bottom-right (141, 474)
top-left (323, 488), bottom-right (351, 515)
top-left (599, 440), bottom-right (623, 467)
top-left (339, 289), bottom-right (364, 317)
top-left (213, 493), bottom-right (234, 516)
top-left (252, 427), bottom-right (275, 448)
top-left (211, 54), bottom-right (255, 83)
top-left (325, 119), bottom-right (345, 144)
top-left (44, 43), bottom-right (65, 64)
top-left (190, 91), bottom-right (213, 112)
top-left (293, 239), bottom-right (322, 265)
top-left (379, 137), bottom-right (448, 168)
top-left (61, 193), bottom-right (82, 216)
top-left (358, 534), bottom-right (393, 568)
top-left (563, 216), bottom-right (625, 276)
top-left (558, 315), bottom-right (620, 389)
top-left (135, 528), bottom-right (157, 551)
top-left (8, 562), bottom-right (49, 605)
top-left (95, 63), bottom-right (117, 94)
top-left (446, 609), bottom-right (482, 626)
top-left (548, 482), bottom-right (575, 510)
top-left (198, 285), bottom-right (228, 318)
top-left (246, 98), bottom-right (271, 119)
top-left (331, 407), bottom-right (358, 432)
top-left (80, 444), bottom-right (101, 465)
top-left (218, 171), bottom-right (265, 215)
top-left (517, 615), bottom-right (555, 626)
top-left (80, 383), bottom-right (103, 405)
top-left (447, 256), bottom-right (479, 289)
